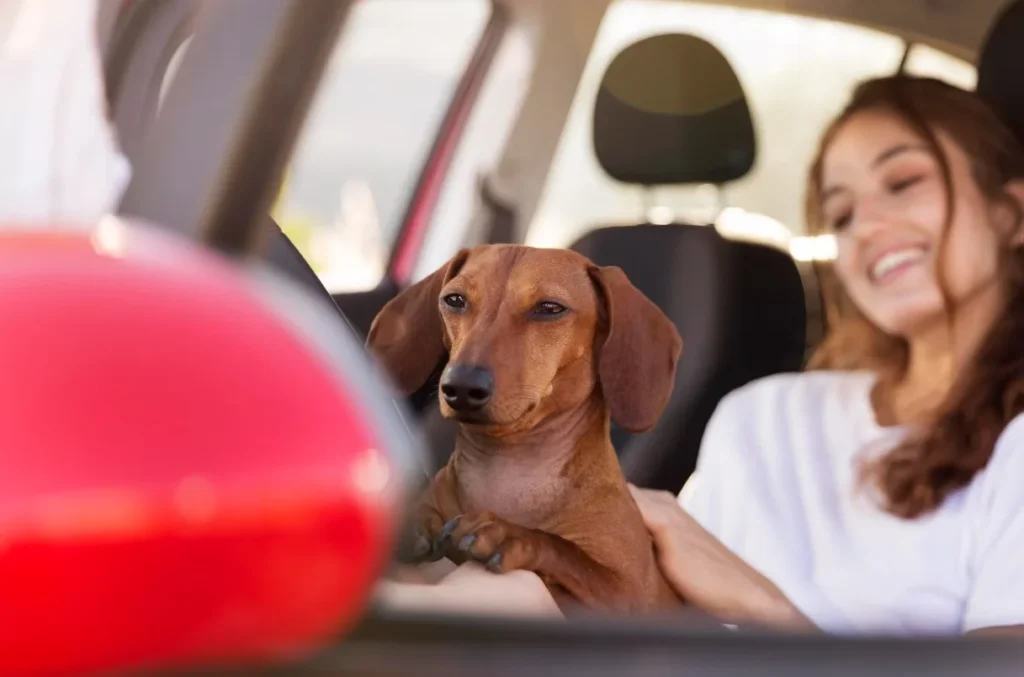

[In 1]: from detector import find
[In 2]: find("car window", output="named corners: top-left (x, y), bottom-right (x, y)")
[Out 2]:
top-left (526, 0), bottom-right (976, 255)
top-left (903, 43), bottom-right (977, 90)
top-left (270, 0), bottom-right (490, 293)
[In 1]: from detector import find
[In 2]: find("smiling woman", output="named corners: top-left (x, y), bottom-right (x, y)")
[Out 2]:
top-left (807, 76), bottom-right (1024, 513)
top-left (651, 75), bottom-right (1024, 636)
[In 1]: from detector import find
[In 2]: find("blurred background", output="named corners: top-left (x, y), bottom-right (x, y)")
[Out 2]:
top-left (199, 0), bottom-right (978, 293)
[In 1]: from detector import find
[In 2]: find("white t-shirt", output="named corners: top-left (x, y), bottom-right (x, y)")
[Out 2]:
top-left (0, 0), bottom-right (130, 225)
top-left (680, 370), bottom-right (1024, 636)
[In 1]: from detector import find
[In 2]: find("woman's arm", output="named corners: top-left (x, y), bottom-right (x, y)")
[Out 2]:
top-left (960, 418), bottom-right (1024, 636)
top-left (629, 384), bottom-right (820, 630)
top-left (373, 562), bottom-right (564, 618)
top-left (631, 482), bottom-right (1024, 636)
top-left (629, 486), bottom-right (816, 630)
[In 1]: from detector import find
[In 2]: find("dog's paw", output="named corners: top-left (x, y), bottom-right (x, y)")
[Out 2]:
top-left (438, 513), bottom-right (537, 574)
top-left (395, 523), bottom-right (438, 563)
top-left (395, 510), bottom-right (446, 564)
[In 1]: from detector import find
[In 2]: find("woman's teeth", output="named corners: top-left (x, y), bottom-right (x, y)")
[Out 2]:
top-left (870, 247), bottom-right (926, 282)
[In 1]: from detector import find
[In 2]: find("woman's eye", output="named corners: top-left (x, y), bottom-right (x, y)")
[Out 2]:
top-left (531, 301), bottom-right (568, 318)
top-left (442, 293), bottom-right (467, 310)
top-left (890, 175), bottom-right (925, 193)
top-left (830, 210), bottom-right (853, 232)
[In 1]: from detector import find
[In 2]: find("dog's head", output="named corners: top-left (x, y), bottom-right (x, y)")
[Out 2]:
top-left (366, 245), bottom-right (682, 434)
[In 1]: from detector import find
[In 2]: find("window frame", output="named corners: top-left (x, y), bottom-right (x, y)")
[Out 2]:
top-left (386, 2), bottom-right (511, 287)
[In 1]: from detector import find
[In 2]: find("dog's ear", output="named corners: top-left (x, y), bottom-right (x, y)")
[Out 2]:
top-left (366, 249), bottom-right (470, 394)
top-left (588, 264), bottom-right (682, 433)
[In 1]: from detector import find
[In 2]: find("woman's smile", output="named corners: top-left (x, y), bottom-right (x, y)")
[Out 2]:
top-left (867, 243), bottom-right (929, 285)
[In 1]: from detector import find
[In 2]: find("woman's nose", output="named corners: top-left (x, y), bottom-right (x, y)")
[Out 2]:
top-left (847, 196), bottom-right (891, 242)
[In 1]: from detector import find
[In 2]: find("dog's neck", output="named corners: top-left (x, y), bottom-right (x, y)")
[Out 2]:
top-left (454, 397), bottom-right (610, 466)
top-left (451, 397), bottom-right (618, 528)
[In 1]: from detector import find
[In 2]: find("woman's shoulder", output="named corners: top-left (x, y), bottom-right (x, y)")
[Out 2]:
top-left (995, 412), bottom-right (1024, 446)
top-left (685, 370), bottom-right (876, 536)
top-left (985, 412), bottom-right (1024, 476)
top-left (698, 369), bottom-right (877, 465)
top-left (714, 369), bottom-right (874, 419)
top-left (954, 414), bottom-right (1024, 526)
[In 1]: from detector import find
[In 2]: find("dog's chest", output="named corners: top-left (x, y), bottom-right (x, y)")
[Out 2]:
top-left (455, 462), bottom-right (569, 530)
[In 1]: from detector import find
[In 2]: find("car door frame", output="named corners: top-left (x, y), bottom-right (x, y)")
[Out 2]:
top-left (102, 0), bottom-right (511, 338)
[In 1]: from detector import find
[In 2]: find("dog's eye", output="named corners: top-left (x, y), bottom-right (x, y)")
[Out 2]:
top-left (531, 301), bottom-right (568, 319)
top-left (442, 293), bottom-right (467, 310)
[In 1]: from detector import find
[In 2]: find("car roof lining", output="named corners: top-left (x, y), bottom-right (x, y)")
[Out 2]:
top-left (640, 0), bottom-right (1015, 60)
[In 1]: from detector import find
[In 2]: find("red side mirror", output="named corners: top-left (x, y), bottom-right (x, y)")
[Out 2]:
top-left (0, 221), bottom-right (408, 677)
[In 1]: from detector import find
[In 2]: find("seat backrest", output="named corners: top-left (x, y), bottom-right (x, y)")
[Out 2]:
top-left (977, 0), bottom-right (1024, 144)
top-left (571, 33), bottom-right (807, 492)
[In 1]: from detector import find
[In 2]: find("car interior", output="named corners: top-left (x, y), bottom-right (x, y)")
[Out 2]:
top-left (415, 29), bottom-right (810, 488)
top-left (100, 0), bottom-right (1024, 494)
top-left (83, 0), bottom-right (1024, 673)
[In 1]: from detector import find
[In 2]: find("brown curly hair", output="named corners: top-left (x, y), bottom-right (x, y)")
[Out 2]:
top-left (805, 75), bottom-right (1024, 519)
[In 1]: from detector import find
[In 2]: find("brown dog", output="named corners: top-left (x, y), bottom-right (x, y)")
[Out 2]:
top-left (366, 244), bottom-right (683, 613)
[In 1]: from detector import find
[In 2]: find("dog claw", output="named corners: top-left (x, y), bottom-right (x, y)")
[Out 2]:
top-left (485, 552), bottom-right (503, 572)
top-left (440, 517), bottom-right (460, 540)
top-left (457, 534), bottom-right (476, 552)
top-left (412, 533), bottom-right (432, 556)
top-left (396, 526), bottom-right (435, 564)
top-left (433, 516), bottom-right (461, 554)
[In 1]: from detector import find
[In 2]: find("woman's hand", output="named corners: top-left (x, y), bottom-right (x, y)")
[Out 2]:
top-left (628, 484), bottom-right (814, 629)
top-left (375, 562), bottom-right (564, 619)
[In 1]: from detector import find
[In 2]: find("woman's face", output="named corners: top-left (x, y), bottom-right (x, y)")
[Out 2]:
top-left (821, 109), bottom-right (1012, 339)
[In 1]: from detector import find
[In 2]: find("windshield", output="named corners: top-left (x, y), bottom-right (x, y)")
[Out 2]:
top-left (527, 0), bottom-right (975, 258)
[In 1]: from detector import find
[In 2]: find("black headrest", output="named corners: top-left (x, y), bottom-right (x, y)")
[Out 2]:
top-left (592, 33), bottom-right (756, 186)
top-left (569, 223), bottom-right (806, 490)
top-left (977, 0), bottom-right (1024, 144)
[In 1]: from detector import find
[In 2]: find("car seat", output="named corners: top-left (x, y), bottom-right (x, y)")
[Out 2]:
top-left (569, 33), bottom-right (807, 493)
top-left (977, 0), bottom-right (1024, 146)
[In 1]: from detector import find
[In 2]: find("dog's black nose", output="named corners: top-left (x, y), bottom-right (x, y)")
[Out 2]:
top-left (440, 364), bottom-right (494, 412)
